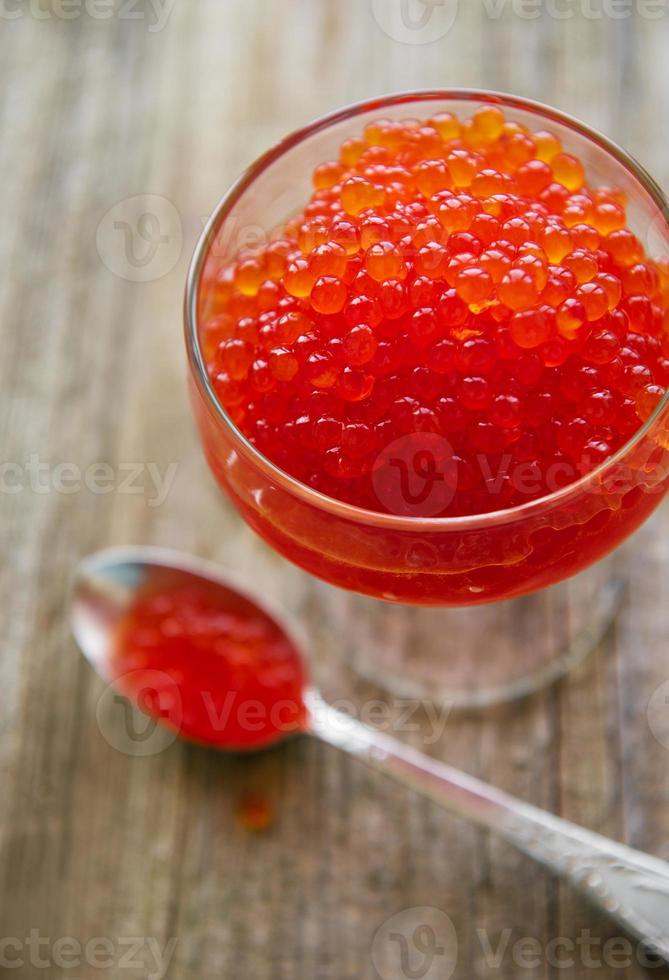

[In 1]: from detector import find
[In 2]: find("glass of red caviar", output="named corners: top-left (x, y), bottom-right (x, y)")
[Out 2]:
top-left (185, 91), bottom-right (669, 706)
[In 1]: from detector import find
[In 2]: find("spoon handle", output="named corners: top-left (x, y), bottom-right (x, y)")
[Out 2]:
top-left (306, 691), bottom-right (669, 957)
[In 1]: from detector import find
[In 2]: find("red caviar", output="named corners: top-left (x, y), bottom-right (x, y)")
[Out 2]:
top-left (111, 581), bottom-right (307, 749)
top-left (200, 107), bottom-right (669, 518)
top-left (238, 792), bottom-right (275, 832)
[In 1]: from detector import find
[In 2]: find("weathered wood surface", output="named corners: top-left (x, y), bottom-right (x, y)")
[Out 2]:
top-left (1, 2), bottom-right (668, 978)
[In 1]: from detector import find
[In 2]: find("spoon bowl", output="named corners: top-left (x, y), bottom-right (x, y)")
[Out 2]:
top-left (70, 546), bottom-right (311, 750)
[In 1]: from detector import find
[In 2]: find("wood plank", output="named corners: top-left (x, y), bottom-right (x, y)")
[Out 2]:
top-left (0, 2), bottom-right (667, 978)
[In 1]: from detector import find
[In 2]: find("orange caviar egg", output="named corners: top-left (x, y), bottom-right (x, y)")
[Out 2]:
top-left (429, 111), bottom-right (461, 140)
top-left (284, 257), bottom-right (315, 297)
top-left (556, 298), bottom-right (587, 338)
top-left (447, 150), bottom-right (482, 188)
top-left (455, 266), bottom-right (494, 305)
top-left (309, 241), bottom-right (348, 278)
top-left (498, 269), bottom-right (540, 311)
top-left (636, 383), bottom-right (665, 421)
top-left (472, 105), bottom-right (506, 142)
top-left (305, 352), bottom-right (339, 389)
top-left (569, 223), bottom-right (600, 251)
top-left (437, 194), bottom-right (477, 232)
top-left (416, 242), bottom-right (449, 280)
top-left (480, 248), bottom-right (512, 283)
top-left (564, 249), bottom-right (598, 284)
top-left (562, 194), bottom-right (595, 227)
top-left (510, 308), bottom-right (554, 348)
top-left (234, 257), bottom-right (265, 296)
top-left (593, 201), bottom-right (626, 235)
top-left (363, 119), bottom-right (388, 146)
top-left (552, 153), bottom-right (586, 192)
top-left (340, 137), bottom-right (365, 167)
top-left (360, 215), bottom-right (391, 249)
top-left (533, 130), bottom-right (562, 162)
top-left (265, 239), bottom-right (292, 279)
top-left (576, 282), bottom-right (609, 321)
top-left (276, 311), bottom-right (311, 343)
top-left (218, 338), bottom-right (254, 380)
top-left (341, 176), bottom-right (384, 215)
top-left (414, 159), bottom-right (452, 197)
top-left (343, 324), bottom-right (377, 365)
top-left (623, 262), bottom-right (659, 297)
top-left (298, 220), bottom-right (329, 254)
top-left (606, 229), bottom-right (643, 266)
top-left (595, 272), bottom-right (622, 310)
top-left (516, 160), bottom-right (553, 196)
top-left (313, 161), bottom-right (345, 190)
top-left (542, 225), bottom-right (573, 263)
top-left (502, 133), bottom-right (536, 171)
top-left (311, 276), bottom-right (347, 314)
top-left (330, 219), bottom-right (360, 256)
top-left (471, 169), bottom-right (508, 198)
top-left (268, 347), bottom-right (299, 381)
top-left (365, 241), bottom-right (406, 282)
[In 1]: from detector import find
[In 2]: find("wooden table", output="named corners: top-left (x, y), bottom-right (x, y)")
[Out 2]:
top-left (1, 2), bottom-right (668, 977)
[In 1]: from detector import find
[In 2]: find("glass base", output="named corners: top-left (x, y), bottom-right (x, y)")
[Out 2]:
top-left (313, 561), bottom-right (626, 710)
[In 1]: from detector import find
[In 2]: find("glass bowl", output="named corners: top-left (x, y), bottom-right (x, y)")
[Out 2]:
top-left (185, 91), bottom-right (669, 705)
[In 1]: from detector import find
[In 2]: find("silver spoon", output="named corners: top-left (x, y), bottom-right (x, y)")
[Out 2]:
top-left (70, 546), bottom-right (669, 958)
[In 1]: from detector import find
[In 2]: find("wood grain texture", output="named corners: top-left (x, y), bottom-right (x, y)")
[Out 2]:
top-left (1, 2), bottom-right (668, 977)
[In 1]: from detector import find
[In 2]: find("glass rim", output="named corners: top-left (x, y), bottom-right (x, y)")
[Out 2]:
top-left (185, 88), bottom-right (669, 532)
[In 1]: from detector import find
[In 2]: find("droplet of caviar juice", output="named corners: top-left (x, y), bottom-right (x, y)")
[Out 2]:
top-left (201, 105), bottom-right (669, 517)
